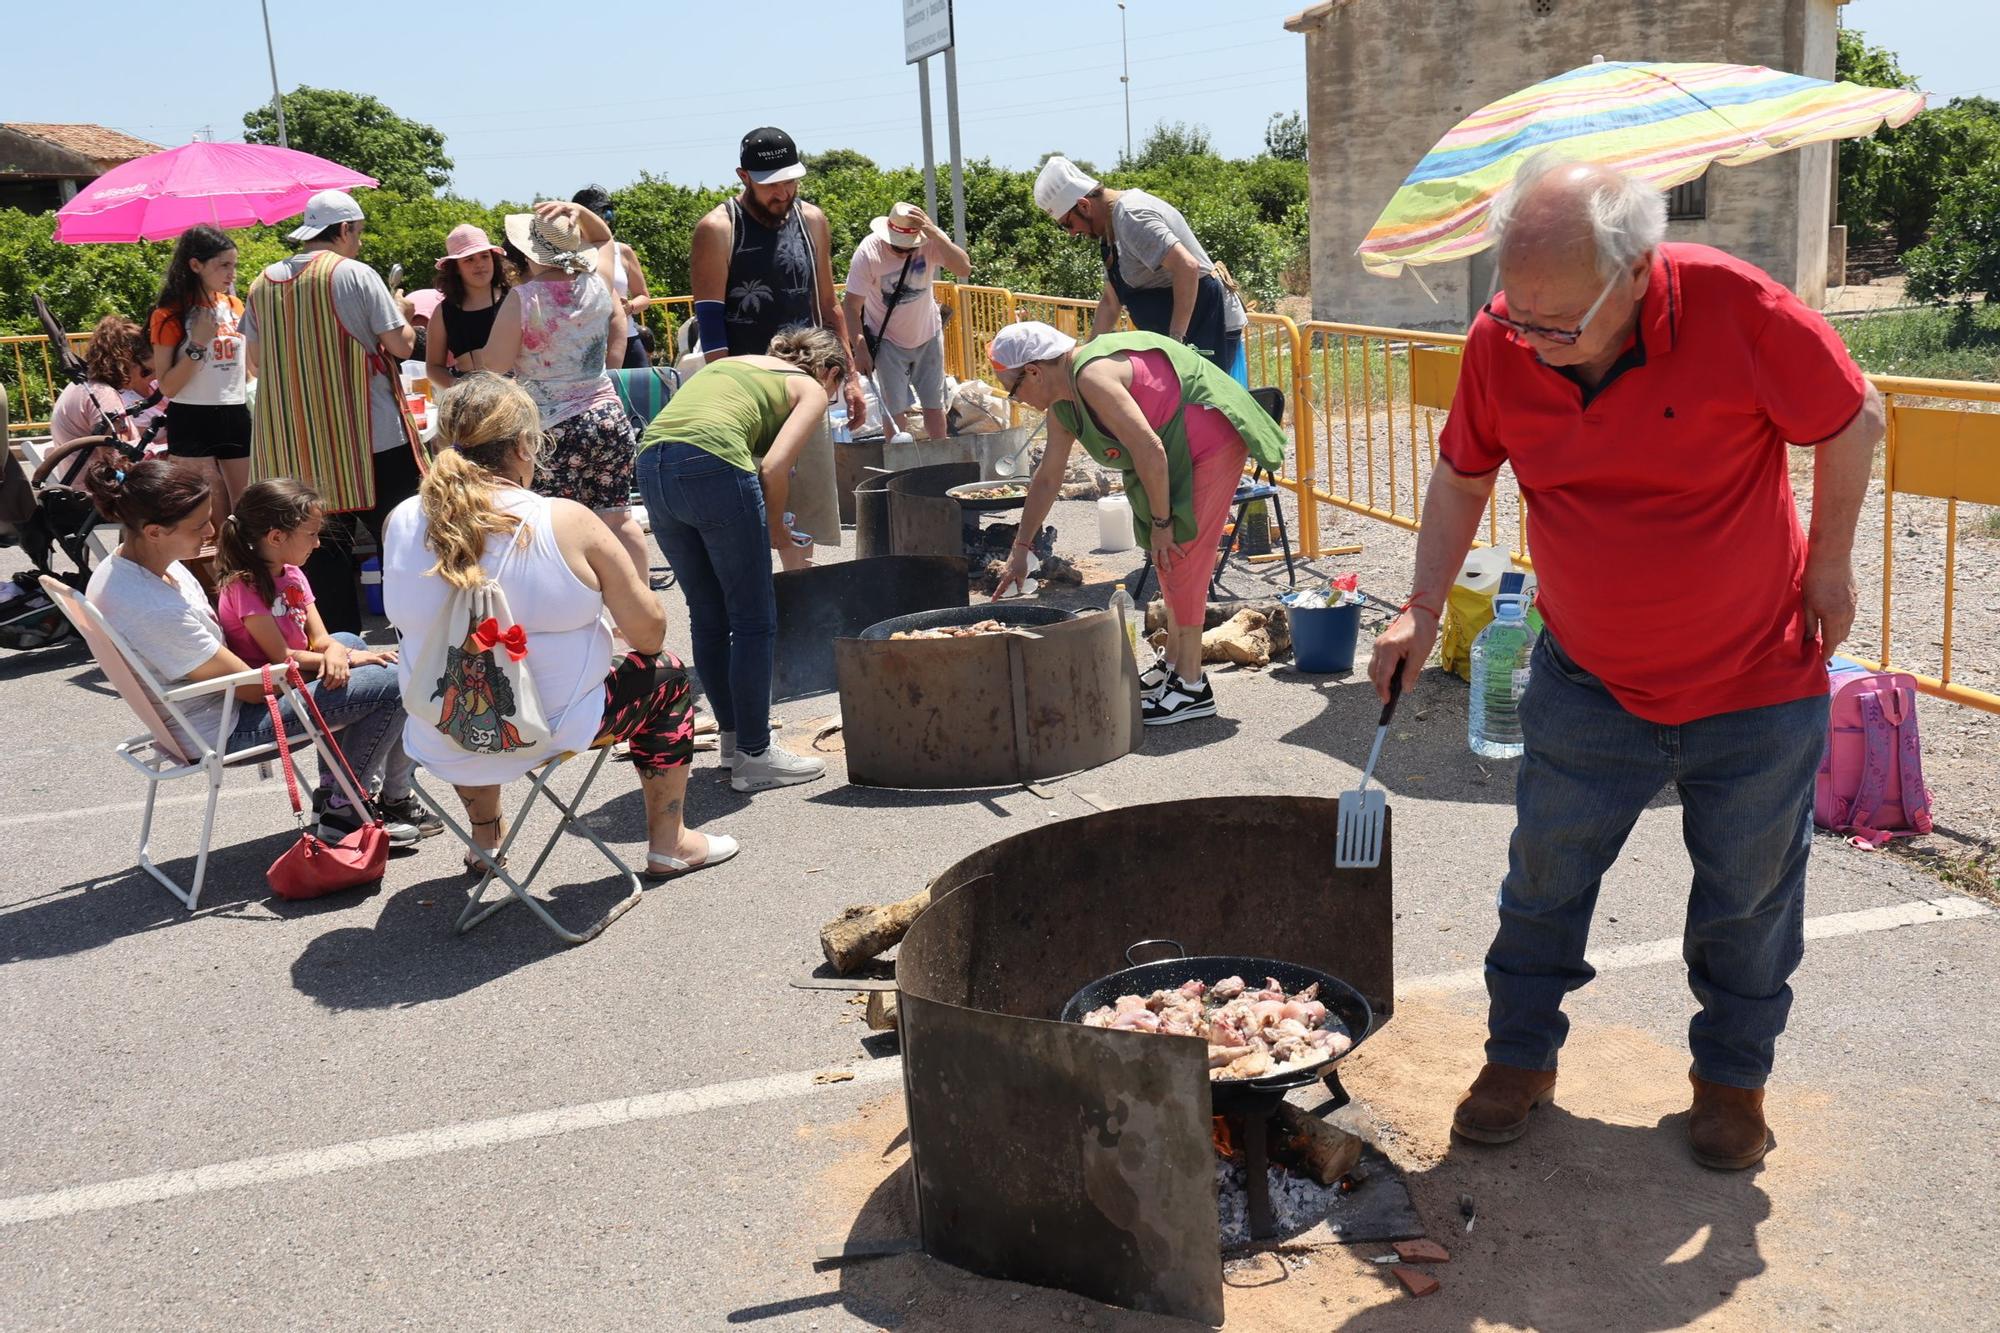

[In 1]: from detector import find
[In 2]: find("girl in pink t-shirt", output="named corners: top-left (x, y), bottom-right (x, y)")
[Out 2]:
top-left (214, 479), bottom-right (397, 685)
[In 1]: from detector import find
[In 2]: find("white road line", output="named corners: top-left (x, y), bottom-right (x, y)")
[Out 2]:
top-left (0, 893), bottom-right (1986, 1228)
top-left (0, 786), bottom-right (268, 829)
top-left (0, 1061), bottom-right (905, 1228)
top-left (1404, 894), bottom-right (1991, 996)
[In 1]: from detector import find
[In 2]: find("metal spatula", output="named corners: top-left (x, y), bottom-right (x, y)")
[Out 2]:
top-left (1336, 671), bottom-right (1404, 868)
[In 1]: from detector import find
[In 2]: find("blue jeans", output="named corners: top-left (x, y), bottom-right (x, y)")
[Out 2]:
top-left (229, 633), bottom-right (414, 808)
top-left (634, 441), bottom-right (777, 754)
top-left (1484, 633), bottom-right (1829, 1088)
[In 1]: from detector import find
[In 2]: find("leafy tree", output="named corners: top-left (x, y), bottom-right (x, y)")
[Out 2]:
top-left (1125, 121), bottom-right (1214, 171)
top-left (1265, 111), bottom-right (1308, 163)
top-left (244, 87), bottom-right (453, 196)
top-left (802, 149), bottom-right (877, 176)
top-left (1903, 161), bottom-right (2000, 303)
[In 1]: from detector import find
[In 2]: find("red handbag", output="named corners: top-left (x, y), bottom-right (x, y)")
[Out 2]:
top-left (262, 663), bottom-right (388, 900)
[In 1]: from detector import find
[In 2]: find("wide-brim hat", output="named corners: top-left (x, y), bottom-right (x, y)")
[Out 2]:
top-left (502, 212), bottom-right (596, 274)
top-left (869, 202), bottom-right (926, 250)
top-left (436, 222), bottom-right (505, 270)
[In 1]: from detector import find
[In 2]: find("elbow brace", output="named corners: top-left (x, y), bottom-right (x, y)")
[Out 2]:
top-left (693, 300), bottom-right (729, 356)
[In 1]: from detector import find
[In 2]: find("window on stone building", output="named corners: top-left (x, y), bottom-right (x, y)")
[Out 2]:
top-left (1666, 175), bottom-right (1708, 221)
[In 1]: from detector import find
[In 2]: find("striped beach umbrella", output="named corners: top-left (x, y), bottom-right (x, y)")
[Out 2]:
top-left (1358, 60), bottom-right (1926, 278)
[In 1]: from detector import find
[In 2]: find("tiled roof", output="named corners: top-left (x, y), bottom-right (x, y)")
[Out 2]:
top-left (4, 123), bottom-right (160, 167)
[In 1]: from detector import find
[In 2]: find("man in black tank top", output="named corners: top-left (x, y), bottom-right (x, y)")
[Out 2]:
top-left (689, 127), bottom-right (867, 423)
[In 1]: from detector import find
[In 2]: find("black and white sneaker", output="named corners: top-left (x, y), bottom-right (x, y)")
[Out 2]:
top-left (1138, 653), bottom-right (1170, 698)
top-left (318, 800), bottom-right (422, 848)
top-left (376, 793), bottom-right (446, 839)
top-left (1142, 673), bottom-right (1217, 726)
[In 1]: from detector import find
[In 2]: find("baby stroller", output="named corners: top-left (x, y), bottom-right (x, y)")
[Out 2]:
top-left (0, 293), bottom-right (160, 650)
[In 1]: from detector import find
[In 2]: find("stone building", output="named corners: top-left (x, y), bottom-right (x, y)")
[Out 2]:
top-left (0, 124), bottom-right (160, 215)
top-left (1283, 0), bottom-right (1842, 330)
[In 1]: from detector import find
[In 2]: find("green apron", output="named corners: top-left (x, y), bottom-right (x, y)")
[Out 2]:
top-left (1050, 332), bottom-right (1288, 546)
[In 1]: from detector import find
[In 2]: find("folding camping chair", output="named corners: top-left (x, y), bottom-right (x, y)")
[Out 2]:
top-left (409, 741), bottom-right (643, 947)
top-left (41, 576), bottom-right (370, 911)
top-left (1130, 385), bottom-right (1296, 604)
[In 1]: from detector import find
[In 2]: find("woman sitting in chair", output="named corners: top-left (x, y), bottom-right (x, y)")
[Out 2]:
top-left (987, 321), bottom-right (1289, 727)
top-left (381, 372), bottom-right (735, 880)
top-left (81, 457), bottom-right (431, 846)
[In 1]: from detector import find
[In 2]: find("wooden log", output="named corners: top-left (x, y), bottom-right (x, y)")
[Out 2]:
top-left (1276, 1101), bottom-right (1363, 1186)
top-left (819, 888), bottom-right (932, 974)
top-left (865, 990), bottom-right (900, 1031)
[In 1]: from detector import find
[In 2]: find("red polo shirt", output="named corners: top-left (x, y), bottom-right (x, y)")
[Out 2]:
top-left (1438, 243), bottom-right (1867, 724)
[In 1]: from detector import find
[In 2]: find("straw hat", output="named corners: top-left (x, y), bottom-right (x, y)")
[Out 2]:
top-left (870, 202), bottom-right (928, 250)
top-left (502, 211), bottom-right (596, 274)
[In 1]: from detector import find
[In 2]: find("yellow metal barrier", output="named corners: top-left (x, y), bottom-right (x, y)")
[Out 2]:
top-left (15, 295), bottom-right (1996, 715)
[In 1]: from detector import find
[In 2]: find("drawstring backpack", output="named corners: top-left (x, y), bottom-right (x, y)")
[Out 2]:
top-left (406, 579), bottom-right (553, 756)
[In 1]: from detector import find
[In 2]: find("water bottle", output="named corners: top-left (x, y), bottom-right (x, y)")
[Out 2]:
top-left (1106, 582), bottom-right (1143, 664)
top-left (1468, 572), bottom-right (1533, 759)
top-left (829, 403), bottom-right (852, 444)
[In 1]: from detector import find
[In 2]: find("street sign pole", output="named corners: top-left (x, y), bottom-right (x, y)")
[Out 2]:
top-left (904, 0), bottom-right (959, 243)
top-left (918, 58), bottom-right (938, 220)
top-left (943, 44), bottom-right (966, 251)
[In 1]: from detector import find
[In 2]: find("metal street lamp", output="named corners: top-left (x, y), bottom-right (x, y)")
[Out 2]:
top-left (1118, 2), bottom-right (1132, 163)
top-left (260, 0), bottom-right (288, 148)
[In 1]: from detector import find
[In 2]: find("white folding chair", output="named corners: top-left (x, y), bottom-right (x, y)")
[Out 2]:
top-left (410, 742), bottom-right (642, 947)
top-left (41, 576), bottom-right (370, 911)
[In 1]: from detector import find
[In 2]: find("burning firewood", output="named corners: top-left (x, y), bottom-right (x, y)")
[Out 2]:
top-left (819, 888), bottom-right (931, 974)
top-left (1275, 1102), bottom-right (1363, 1186)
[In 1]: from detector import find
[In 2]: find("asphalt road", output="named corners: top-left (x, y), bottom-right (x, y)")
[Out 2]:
top-left (2, 498), bottom-right (1994, 1331)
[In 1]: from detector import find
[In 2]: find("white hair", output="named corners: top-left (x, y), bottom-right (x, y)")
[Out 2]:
top-left (1487, 149), bottom-right (1667, 279)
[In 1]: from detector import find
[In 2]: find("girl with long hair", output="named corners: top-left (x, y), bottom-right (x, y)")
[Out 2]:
top-left (381, 373), bottom-right (734, 879)
top-left (631, 325), bottom-right (851, 793)
top-left (213, 477), bottom-right (401, 684)
top-left (82, 458), bottom-right (430, 845)
top-left (424, 223), bottom-right (510, 390)
top-left (149, 225), bottom-right (250, 531)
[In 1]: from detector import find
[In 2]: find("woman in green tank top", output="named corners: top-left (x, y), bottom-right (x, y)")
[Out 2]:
top-left (632, 328), bottom-right (851, 792)
top-left (988, 320), bottom-right (1289, 728)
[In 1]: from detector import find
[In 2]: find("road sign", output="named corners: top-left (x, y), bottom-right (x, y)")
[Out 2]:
top-left (905, 0), bottom-right (953, 65)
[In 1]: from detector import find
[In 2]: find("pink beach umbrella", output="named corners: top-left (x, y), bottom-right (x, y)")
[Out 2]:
top-left (54, 141), bottom-right (378, 244)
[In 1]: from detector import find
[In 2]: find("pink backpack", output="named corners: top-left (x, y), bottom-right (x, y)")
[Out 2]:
top-left (1815, 659), bottom-right (1934, 847)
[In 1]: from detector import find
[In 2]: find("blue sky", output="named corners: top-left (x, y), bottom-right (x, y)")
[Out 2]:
top-left (10, 0), bottom-right (1995, 203)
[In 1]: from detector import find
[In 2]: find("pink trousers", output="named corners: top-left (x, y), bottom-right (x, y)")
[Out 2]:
top-left (1158, 437), bottom-right (1249, 624)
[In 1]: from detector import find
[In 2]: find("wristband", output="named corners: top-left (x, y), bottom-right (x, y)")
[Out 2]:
top-left (1150, 515), bottom-right (1172, 529)
top-left (1401, 596), bottom-right (1443, 621)
top-left (693, 300), bottom-right (729, 355)
top-left (1011, 541), bottom-right (1034, 552)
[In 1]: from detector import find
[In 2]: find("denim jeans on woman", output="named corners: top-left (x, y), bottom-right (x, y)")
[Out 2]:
top-left (634, 440), bottom-right (777, 754)
top-left (1483, 632), bottom-right (1829, 1089)
top-left (227, 632), bottom-right (414, 809)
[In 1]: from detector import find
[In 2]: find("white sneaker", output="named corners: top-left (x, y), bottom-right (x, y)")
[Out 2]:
top-left (1139, 652), bottom-right (1170, 699)
top-left (730, 744), bottom-right (826, 791)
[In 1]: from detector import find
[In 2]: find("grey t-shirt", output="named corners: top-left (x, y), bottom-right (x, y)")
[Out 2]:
top-left (1109, 189), bottom-right (1247, 330)
top-left (242, 252), bottom-right (408, 453)
top-left (86, 553), bottom-right (228, 755)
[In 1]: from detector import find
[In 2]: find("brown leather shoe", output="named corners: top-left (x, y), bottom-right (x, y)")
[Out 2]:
top-left (1687, 1074), bottom-right (1771, 1170)
top-left (1452, 1063), bottom-right (1557, 1144)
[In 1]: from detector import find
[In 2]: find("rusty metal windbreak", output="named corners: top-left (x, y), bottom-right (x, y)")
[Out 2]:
top-left (852, 460), bottom-right (977, 561)
top-left (834, 608), bottom-right (1140, 787)
top-left (896, 797), bottom-right (1396, 1324)
top-left (770, 557), bottom-right (969, 700)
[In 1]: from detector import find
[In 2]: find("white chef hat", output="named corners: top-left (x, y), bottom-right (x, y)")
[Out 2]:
top-left (988, 320), bottom-right (1077, 372)
top-left (1033, 155), bottom-right (1100, 220)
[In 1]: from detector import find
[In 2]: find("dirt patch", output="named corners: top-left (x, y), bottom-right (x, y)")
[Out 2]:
top-left (810, 999), bottom-right (1919, 1331)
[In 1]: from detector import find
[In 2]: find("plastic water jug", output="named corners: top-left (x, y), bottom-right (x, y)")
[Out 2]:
top-left (1096, 494), bottom-right (1135, 552)
top-left (1468, 572), bottom-right (1532, 759)
top-left (829, 403), bottom-right (852, 444)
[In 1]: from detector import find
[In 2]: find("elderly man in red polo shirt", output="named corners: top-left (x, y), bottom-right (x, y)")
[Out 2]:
top-left (1370, 152), bottom-right (1884, 1171)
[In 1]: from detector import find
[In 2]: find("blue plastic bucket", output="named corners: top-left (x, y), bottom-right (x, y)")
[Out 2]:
top-left (1290, 601), bottom-right (1362, 674)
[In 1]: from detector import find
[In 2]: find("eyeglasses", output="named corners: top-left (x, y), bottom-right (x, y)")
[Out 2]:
top-left (1000, 365), bottom-right (1029, 395)
top-left (1481, 269), bottom-right (1622, 346)
top-left (1058, 203), bottom-right (1089, 235)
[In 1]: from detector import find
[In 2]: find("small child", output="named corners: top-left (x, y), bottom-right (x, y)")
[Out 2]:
top-left (214, 478), bottom-right (397, 686)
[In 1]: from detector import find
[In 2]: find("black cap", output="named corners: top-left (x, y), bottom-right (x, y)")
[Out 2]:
top-left (739, 127), bottom-right (805, 185)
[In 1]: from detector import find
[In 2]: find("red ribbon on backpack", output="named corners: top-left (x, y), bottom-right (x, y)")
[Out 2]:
top-left (471, 617), bottom-right (528, 661)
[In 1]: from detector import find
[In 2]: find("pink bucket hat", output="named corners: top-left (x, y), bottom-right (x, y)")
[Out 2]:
top-left (435, 223), bottom-right (505, 271)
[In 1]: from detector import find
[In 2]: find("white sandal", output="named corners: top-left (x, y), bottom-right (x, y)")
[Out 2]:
top-left (642, 833), bottom-right (739, 882)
